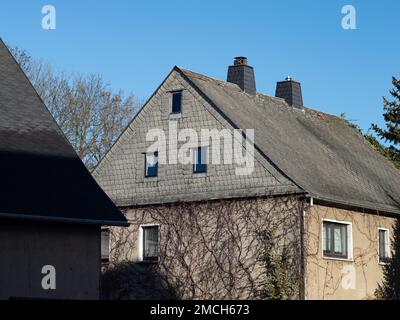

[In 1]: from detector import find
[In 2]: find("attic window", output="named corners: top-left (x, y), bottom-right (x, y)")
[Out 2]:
top-left (171, 91), bottom-right (182, 114)
top-left (145, 151), bottom-right (158, 178)
top-left (193, 147), bottom-right (207, 173)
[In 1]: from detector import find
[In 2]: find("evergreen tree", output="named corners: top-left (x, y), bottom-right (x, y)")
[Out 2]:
top-left (375, 218), bottom-right (400, 299)
top-left (371, 77), bottom-right (400, 169)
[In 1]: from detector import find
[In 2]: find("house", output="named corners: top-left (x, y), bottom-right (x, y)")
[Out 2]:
top-left (93, 57), bottom-right (400, 300)
top-left (0, 39), bottom-right (127, 300)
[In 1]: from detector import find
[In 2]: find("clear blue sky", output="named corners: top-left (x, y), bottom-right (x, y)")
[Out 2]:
top-left (1, 0), bottom-right (399, 133)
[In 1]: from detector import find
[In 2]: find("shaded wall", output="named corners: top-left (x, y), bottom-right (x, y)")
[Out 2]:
top-left (0, 221), bottom-right (100, 300)
top-left (104, 196), bottom-right (303, 299)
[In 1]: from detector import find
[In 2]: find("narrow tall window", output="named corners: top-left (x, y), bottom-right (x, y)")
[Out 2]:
top-left (193, 147), bottom-right (207, 173)
top-left (145, 151), bottom-right (158, 177)
top-left (323, 221), bottom-right (351, 259)
top-left (101, 228), bottom-right (110, 262)
top-left (379, 228), bottom-right (390, 264)
top-left (171, 91), bottom-right (182, 113)
top-left (142, 225), bottom-right (159, 261)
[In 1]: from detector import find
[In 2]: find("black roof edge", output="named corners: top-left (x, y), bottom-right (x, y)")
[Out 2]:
top-left (0, 212), bottom-right (129, 227)
top-left (117, 190), bottom-right (308, 209)
top-left (306, 194), bottom-right (400, 217)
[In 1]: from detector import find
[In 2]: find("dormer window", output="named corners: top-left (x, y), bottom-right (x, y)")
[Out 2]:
top-left (193, 147), bottom-right (207, 173)
top-left (171, 91), bottom-right (182, 114)
top-left (145, 151), bottom-right (158, 178)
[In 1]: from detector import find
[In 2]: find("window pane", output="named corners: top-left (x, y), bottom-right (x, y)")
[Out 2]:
top-left (323, 222), bottom-right (348, 258)
top-left (379, 229), bottom-right (389, 262)
top-left (333, 227), bottom-right (341, 253)
top-left (172, 91), bottom-right (182, 113)
top-left (323, 224), bottom-right (330, 252)
top-left (194, 147), bottom-right (207, 173)
top-left (340, 224), bottom-right (347, 256)
top-left (101, 229), bottom-right (110, 261)
top-left (143, 226), bottom-right (159, 261)
top-left (145, 152), bottom-right (158, 177)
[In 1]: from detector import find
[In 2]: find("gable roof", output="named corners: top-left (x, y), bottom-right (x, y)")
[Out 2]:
top-left (177, 67), bottom-right (400, 214)
top-left (0, 39), bottom-right (127, 226)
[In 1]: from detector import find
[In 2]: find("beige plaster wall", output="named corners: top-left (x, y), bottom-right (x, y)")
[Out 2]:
top-left (305, 204), bottom-right (395, 300)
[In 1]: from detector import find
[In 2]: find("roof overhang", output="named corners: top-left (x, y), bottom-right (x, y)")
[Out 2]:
top-left (0, 212), bottom-right (129, 227)
top-left (305, 194), bottom-right (400, 216)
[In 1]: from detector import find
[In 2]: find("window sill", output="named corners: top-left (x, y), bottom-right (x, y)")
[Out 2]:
top-left (169, 112), bottom-right (182, 120)
top-left (322, 256), bottom-right (353, 262)
top-left (379, 259), bottom-right (391, 266)
top-left (192, 172), bottom-right (207, 178)
top-left (138, 259), bottom-right (159, 264)
top-left (143, 177), bottom-right (159, 182)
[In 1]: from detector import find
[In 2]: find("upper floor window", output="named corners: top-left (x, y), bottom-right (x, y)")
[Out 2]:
top-left (323, 220), bottom-right (352, 260)
top-left (141, 225), bottom-right (160, 262)
top-left (193, 147), bottom-right (207, 173)
top-left (379, 228), bottom-right (390, 264)
top-left (171, 91), bottom-right (182, 114)
top-left (145, 151), bottom-right (158, 178)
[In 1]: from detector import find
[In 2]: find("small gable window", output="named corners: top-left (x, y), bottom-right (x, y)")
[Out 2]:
top-left (171, 91), bottom-right (182, 114)
top-left (145, 151), bottom-right (158, 178)
top-left (379, 228), bottom-right (390, 264)
top-left (193, 147), bottom-right (207, 173)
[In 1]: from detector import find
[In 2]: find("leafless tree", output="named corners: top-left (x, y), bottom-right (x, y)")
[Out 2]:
top-left (10, 46), bottom-right (138, 169)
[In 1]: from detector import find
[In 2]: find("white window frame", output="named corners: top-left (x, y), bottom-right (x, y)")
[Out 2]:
top-left (170, 90), bottom-right (183, 115)
top-left (138, 224), bottom-right (160, 262)
top-left (144, 151), bottom-right (158, 178)
top-left (101, 227), bottom-right (111, 262)
top-left (322, 219), bottom-right (353, 261)
top-left (378, 227), bottom-right (391, 265)
top-left (192, 146), bottom-right (208, 174)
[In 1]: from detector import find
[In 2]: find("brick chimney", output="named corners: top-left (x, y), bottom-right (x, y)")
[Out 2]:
top-left (227, 57), bottom-right (256, 95)
top-left (275, 76), bottom-right (303, 108)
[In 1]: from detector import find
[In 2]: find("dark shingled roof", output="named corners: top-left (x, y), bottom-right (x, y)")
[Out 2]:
top-left (177, 67), bottom-right (400, 214)
top-left (0, 39), bottom-right (127, 226)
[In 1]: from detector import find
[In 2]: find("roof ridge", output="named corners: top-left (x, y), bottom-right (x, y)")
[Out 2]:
top-left (178, 67), bottom-right (346, 120)
top-left (177, 66), bottom-right (243, 91)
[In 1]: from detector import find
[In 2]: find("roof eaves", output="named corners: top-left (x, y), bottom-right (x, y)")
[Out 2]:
top-left (307, 193), bottom-right (400, 216)
top-left (0, 212), bottom-right (129, 227)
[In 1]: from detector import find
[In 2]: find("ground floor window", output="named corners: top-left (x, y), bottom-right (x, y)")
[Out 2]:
top-left (140, 225), bottom-right (160, 262)
top-left (323, 220), bottom-right (352, 259)
top-left (101, 228), bottom-right (110, 262)
top-left (379, 228), bottom-right (390, 264)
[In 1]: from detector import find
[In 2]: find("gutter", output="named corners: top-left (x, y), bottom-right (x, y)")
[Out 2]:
top-left (0, 212), bottom-right (129, 227)
top-left (304, 193), bottom-right (400, 216)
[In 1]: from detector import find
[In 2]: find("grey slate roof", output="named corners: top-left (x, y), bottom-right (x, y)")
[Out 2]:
top-left (0, 39), bottom-right (127, 226)
top-left (177, 67), bottom-right (400, 214)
